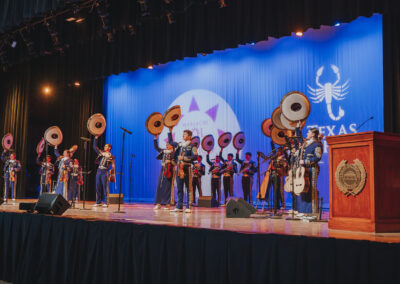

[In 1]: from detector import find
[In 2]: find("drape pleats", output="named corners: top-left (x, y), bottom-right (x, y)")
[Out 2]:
top-left (0, 212), bottom-right (399, 284)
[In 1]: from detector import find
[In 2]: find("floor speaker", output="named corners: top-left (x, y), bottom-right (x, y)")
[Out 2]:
top-left (109, 193), bottom-right (124, 204)
top-left (226, 197), bottom-right (256, 218)
top-left (198, 196), bottom-right (219, 207)
top-left (34, 193), bottom-right (70, 215)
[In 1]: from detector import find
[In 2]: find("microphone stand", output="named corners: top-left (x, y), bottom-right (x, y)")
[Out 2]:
top-left (129, 154), bottom-right (134, 200)
top-left (80, 137), bottom-right (91, 210)
top-left (115, 127), bottom-right (132, 213)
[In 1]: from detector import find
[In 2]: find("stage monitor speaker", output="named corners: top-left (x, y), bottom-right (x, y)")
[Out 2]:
top-left (226, 198), bottom-right (256, 218)
top-left (197, 196), bottom-right (219, 208)
top-left (19, 202), bottom-right (36, 213)
top-left (109, 193), bottom-right (124, 204)
top-left (34, 193), bottom-right (70, 215)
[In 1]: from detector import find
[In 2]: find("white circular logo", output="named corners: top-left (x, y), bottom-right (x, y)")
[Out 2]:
top-left (158, 89), bottom-right (241, 195)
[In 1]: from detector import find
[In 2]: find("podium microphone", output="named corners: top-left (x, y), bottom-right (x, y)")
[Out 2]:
top-left (356, 116), bottom-right (374, 131)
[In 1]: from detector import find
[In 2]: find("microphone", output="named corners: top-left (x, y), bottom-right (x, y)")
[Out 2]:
top-left (356, 116), bottom-right (374, 131)
top-left (120, 127), bottom-right (132, 135)
top-left (80, 137), bottom-right (91, 142)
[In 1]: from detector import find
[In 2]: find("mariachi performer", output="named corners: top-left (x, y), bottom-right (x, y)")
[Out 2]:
top-left (36, 153), bottom-right (54, 195)
top-left (236, 150), bottom-right (257, 204)
top-left (168, 129), bottom-right (197, 213)
top-left (296, 126), bottom-right (323, 217)
top-left (262, 142), bottom-right (287, 213)
top-left (206, 152), bottom-right (223, 205)
top-left (54, 146), bottom-right (73, 199)
top-left (1, 150), bottom-right (21, 201)
top-left (68, 158), bottom-right (83, 207)
top-left (219, 151), bottom-right (237, 205)
top-left (153, 134), bottom-right (176, 210)
top-left (192, 155), bottom-right (205, 205)
top-left (93, 136), bottom-right (115, 207)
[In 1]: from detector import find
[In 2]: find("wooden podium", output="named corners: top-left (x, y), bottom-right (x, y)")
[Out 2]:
top-left (326, 132), bottom-right (400, 232)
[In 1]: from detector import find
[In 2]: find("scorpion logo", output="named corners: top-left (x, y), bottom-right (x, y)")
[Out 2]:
top-left (308, 64), bottom-right (350, 121)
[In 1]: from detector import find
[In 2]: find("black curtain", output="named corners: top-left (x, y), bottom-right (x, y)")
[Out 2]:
top-left (0, 212), bottom-right (399, 284)
top-left (0, 62), bottom-right (102, 199)
top-left (0, 67), bottom-right (29, 198)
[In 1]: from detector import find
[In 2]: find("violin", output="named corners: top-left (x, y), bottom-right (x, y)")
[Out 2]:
top-left (109, 168), bottom-right (116, 183)
top-left (163, 163), bottom-right (172, 179)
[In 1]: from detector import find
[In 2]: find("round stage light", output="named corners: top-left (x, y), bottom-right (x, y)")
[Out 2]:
top-left (74, 81), bottom-right (81, 87)
top-left (295, 31), bottom-right (303, 37)
top-left (43, 86), bottom-right (52, 95)
top-left (147, 65), bottom-right (153, 69)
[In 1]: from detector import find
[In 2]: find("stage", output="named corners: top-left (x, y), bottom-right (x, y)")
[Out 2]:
top-left (2, 200), bottom-right (400, 244)
top-left (1, 200), bottom-right (400, 283)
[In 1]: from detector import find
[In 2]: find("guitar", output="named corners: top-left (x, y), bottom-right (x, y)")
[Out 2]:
top-left (293, 141), bottom-right (309, 195)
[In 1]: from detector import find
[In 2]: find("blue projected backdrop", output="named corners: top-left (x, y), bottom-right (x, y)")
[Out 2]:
top-left (104, 15), bottom-right (383, 206)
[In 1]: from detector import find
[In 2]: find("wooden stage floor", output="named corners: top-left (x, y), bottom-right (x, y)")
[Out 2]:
top-left (1, 199), bottom-right (400, 244)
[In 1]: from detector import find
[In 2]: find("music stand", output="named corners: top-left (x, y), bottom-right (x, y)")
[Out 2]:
top-left (115, 127), bottom-right (132, 213)
top-left (80, 137), bottom-right (92, 210)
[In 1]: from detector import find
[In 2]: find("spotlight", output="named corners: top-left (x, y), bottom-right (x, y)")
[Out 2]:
top-left (11, 41), bottom-right (17, 48)
top-left (74, 81), bottom-right (81, 87)
top-left (250, 42), bottom-right (255, 46)
top-left (334, 22), bottom-right (341, 27)
top-left (295, 31), bottom-right (303, 37)
top-left (147, 65), bottom-right (153, 69)
top-left (43, 86), bottom-right (52, 95)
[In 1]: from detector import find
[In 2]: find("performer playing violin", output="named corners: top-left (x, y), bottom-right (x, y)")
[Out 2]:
top-left (206, 152), bottom-right (223, 205)
top-left (263, 142), bottom-right (288, 213)
top-left (1, 150), bottom-right (21, 201)
top-left (192, 155), bottom-right (205, 205)
top-left (236, 151), bottom-right (257, 204)
top-left (68, 158), bottom-right (83, 207)
top-left (54, 146), bottom-right (72, 199)
top-left (36, 153), bottom-right (54, 195)
top-left (168, 129), bottom-right (197, 213)
top-left (153, 135), bottom-right (176, 210)
top-left (219, 152), bottom-right (237, 205)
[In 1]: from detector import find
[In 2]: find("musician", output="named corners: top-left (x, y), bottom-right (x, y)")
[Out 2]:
top-left (54, 146), bottom-right (73, 199)
top-left (1, 150), bottom-right (21, 201)
top-left (168, 129), bottom-right (197, 213)
top-left (36, 153), bottom-right (54, 195)
top-left (263, 142), bottom-right (287, 213)
top-left (93, 137), bottom-right (116, 208)
top-left (68, 159), bottom-right (83, 207)
top-left (206, 152), bottom-right (223, 205)
top-left (153, 135), bottom-right (176, 210)
top-left (297, 127), bottom-right (323, 216)
top-left (192, 155), bottom-right (205, 205)
top-left (236, 151), bottom-right (257, 204)
top-left (219, 152), bottom-right (237, 205)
